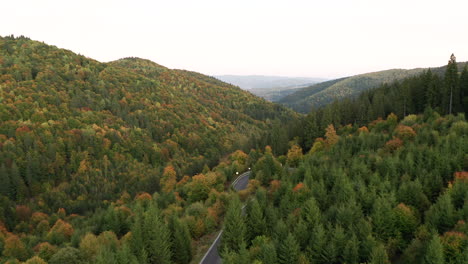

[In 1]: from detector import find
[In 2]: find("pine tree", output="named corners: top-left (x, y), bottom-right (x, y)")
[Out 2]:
top-left (423, 234), bottom-right (444, 264)
top-left (116, 243), bottom-right (139, 264)
top-left (369, 244), bottom-right (389, 264)
top-left (277, 233), bottom-right (300, 264)
top-left (444, 54), bottom-right (459, 114)
top-left (424, 70), bottom-right (440, 109)
top-left (307, 224), bottom-right (326, 264)
top-left (259, 240), bottom-right (278, 264)
top-left (425, 193), bottom-right (455, 233)
top-left (343, 233), bottom-right (360, 264)
top-left (246, 199), bottom-right (266, 243)
top-left (143, 203), bottom-right (172, 264)
top-left (0, 164), bottom-right (11, 197)
top-left (460, 65), bottom-right (468, 114)
top-left (168, 215), bottom-right (192, 264)
top-left (303, 111), bottom-right (320, 148)
top-left (221, 195), bottom-right (246, 252)
top-left (130, 206), bottom-right (146, 262)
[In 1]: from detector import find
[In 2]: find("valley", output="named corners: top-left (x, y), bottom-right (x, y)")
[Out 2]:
top-left (0, 35), bottom-right (467, 264)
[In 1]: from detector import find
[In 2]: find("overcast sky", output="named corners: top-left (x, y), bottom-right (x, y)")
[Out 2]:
top-left (2, 0), bottom-right (468, 78)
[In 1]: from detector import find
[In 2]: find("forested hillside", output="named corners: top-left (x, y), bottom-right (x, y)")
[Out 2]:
top-left (218, 55), bottom-right (467, 264)
top-left (299, 55), bottom-right (468, 149)
top-left (280, 63), bottom-right (467, 113)
top-left (222, 111), bottom-right (468, 264)
top-left (0, 36), bottom-right (299, 263)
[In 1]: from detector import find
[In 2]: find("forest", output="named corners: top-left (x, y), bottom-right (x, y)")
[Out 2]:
top-left (0, 35), bottom-right (466, 264)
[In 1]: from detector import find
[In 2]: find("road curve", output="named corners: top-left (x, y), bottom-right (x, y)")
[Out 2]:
top-left (199, 171), bottom-right (251, 264)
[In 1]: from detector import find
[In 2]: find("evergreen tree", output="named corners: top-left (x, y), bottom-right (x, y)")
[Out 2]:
top-left (116, 243), bottom-right (139, 264)
top-left (168, 215), bottom-right (192, 264)
top-left (307, 224), bottom-right (327, 264)
top-left (0, 164), bottom-right (10, 197)
top-left (303, 110), bottom-right (320, 149)
top-left (423, 234), bottom-right (444, 264)
top-left (301, 197), bottom-right (321, 243)
top-left (343, 233), bottom-right (360, 264)
top-left (221, 195), bottom-right (246, 252)
top-left (425, 193), bottom-right (456, 233)
top-left (130, 206), bottom-right (146, 262)
top-left (143, 203), bottom-right (172, 264)
top-left (460, 65), bottom-right (468, 114)
top-left (259, 240), bottom-right (278, 264)
top-left (369, 244), bottom-right (389, 264)
top-left (246, 199), bottom-right (266, 243)
top-left (277, 233), bottom-right (300, 264)
top-left (424, 70), bottom-right (440, 109)
top-left (444, 54), bottom-right (459, 114)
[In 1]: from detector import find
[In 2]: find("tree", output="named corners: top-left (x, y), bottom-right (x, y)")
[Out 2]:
top-left (444, 54), bottom-right (459, 114)
top-left (49, 247), bottom-right (83, 264)
top-left (24, 256), bottom-right (47, 264)
top-left (303, 111), bottom-right (320, 148)
top-left (0, 164), bottom-right (10, 197)
top-left (424, 234), bottom-right (444, 264)
top-left (143, 203), bottom-right (172, 264)
top-left (277, 233), bottom-right (300, 264)
top-left (221, 195), bottom-right (246, 253)
top-left (324, 124), bottom-right (339, 148)
top-left (369, 244), bottom-right (389, 264)
top-left (246, 199), bottom-right (266, 243)
top-left (425, 193), bottom-right (456, 233)
top-left (460, 65), bottom-right (468, 114)
top-left (79, 233), bottom-right (99, 261)
top-left (160, 165), bottom-right (177, 194)
top-left (169, 215), bottom-right (192, 264)
top-left (2, 235), bottom-right (29, 261)
top-left (286, 145), bottom-right (303, 167)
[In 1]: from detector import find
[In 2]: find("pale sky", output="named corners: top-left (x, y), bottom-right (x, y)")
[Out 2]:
top-left (2, 0), bottom-right (468, 78)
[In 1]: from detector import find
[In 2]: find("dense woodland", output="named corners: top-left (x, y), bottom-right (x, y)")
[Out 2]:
top-left (279, 61), bottom-right (467, 113)
top-left (299, 55), bottom-right (468, 150)
top-left (0, 36), bottom-right (298, 263)
top-left (0, 35), bottom-right (466, 264)
top-left (223, 112), bottom-right (467, 264)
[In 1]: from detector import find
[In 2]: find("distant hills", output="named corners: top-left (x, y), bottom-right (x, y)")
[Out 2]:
top-left (279, 63), bottom-right (468, 113)
top-left (215, 75), bottom-right (325, 101)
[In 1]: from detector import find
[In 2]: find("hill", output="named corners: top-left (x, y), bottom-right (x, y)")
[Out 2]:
top-left (215, 75), bottom-right (324, 90)
top-left (280, 63), bottom-right (467, 113)
top-left (0, 35), bottom-right (301, 260)
top-left (222, 112), bottom-right (468, 264)
top-left (215, 75), bottom-right (324, 101)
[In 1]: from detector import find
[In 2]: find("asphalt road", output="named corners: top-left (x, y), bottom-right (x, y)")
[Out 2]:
top-left (199, 171), bottom-right (251, 264)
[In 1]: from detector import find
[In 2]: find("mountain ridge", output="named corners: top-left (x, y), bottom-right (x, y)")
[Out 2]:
top-left (279, 63), bottom-right (467, 113)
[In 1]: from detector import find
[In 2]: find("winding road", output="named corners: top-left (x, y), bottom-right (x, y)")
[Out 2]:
top-left (199, 171), bottom-right (251, 264)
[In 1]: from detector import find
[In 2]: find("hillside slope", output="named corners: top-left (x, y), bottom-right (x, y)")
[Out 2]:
top-left (280, 63), bottom-right (467, 113)
top-left (0, 35), bottom-right (297, 212)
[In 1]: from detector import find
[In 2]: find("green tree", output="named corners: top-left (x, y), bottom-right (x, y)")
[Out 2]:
top-left (221, 195), bottom-right (246, 252)
top-left (143, 203), bottom-right (172, 264)
top-left (246, 199), bottom-right (267, 243)
top-left (425, 193), bottom-right (456, 233)
top-left (168, 215), bottom-right (192, 264)
top-left (369, 244), bottom-right (389, 264)
top-left (0, 164), bottom-right (10, 197)
top-left (423, 234), bottom-right (444, 264)
top-left (277, 233), bottom-right (300, 264)
top-left (49, 247), bottom-right (83, 264)
top-left (444, 54), bottom-right (459, 114)
top-left (460, 65), bottom-right (468, 114)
